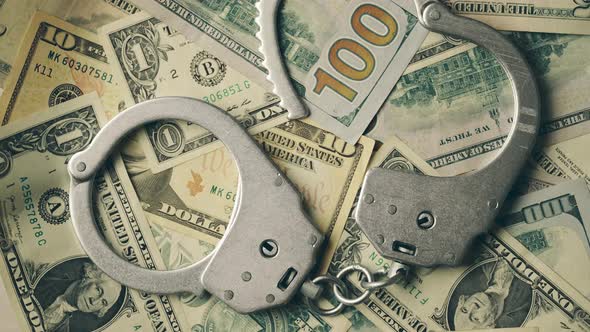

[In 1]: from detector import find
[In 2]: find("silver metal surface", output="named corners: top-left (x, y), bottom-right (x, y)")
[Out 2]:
top-left (302, 261), bottom-right (408, 314)
top-left (333, 265), bottom-right (374, 306)
top-left (304, 275), bottom-right (347, 316)
top-left (355, 1), bottom-right (540, 267)
top-left (69, 97), bottom-right (323, 313)
top-left (255, 0), bottom-right (309, 120)
top-left (360, 262), bottom-right (409, 290)
top-left (300, 280), bottom-right (323, 301)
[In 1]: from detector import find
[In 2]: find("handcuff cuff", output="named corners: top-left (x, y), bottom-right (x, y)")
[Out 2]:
top-left (68, 0), bottom-right (540, 316)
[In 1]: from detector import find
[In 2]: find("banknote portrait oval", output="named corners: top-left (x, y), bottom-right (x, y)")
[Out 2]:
top-left (44, 118), bottom-right (95, 156)
top-left (122, 34), bottom-right (160, 84)
top-left (446, 258), bottom-right (533, 330)
top-left (38, 188), bottom-right (70, 225)
top-left (48, 84), bottom-right (83, 107)
top-left (190, 51), bottom-right (227, 87)
top-left (35, 257), bottom-right (127, 332)
top-left (0, 150), bottom-right (12, 178)
top-left (154, 122), bottom-right (185, 157)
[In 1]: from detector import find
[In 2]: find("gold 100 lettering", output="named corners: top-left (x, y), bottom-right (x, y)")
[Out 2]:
top-left (313, 4), bottom-right (398, 103)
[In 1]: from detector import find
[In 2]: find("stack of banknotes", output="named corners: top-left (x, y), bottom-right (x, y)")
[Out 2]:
top-left (0, 0), bottom-right (589, 331)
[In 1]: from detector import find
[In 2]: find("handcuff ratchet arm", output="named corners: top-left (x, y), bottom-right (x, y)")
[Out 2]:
top-left (256, 0), bottom-right (309, 120)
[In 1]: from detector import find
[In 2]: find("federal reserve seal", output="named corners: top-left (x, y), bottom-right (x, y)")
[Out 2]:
top-left (190, 51), bottom-right (226, 87)
top-left (38, 188), bottom-right (70, 225)
top-left (48, 84), bottom-right (83, 107)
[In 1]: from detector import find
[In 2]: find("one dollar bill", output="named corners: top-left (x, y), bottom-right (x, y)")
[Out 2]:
top-left (510, 167), bottom-right (564, 197)
top-left (0, 94), bottom-right (192, 332)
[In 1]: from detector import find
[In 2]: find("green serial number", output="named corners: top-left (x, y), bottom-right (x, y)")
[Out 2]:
top-left (202, 81), bottom-right (251, 103)
top-left (20, 178), bottom-right (47, 247)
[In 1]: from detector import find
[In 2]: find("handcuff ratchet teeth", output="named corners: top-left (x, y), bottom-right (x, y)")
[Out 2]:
top-left (255, 0), bottom-right (310, 120)
top-left (68, 0), bottom-right (540, 316)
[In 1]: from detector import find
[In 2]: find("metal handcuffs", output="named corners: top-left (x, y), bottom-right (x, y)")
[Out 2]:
top-left (69, 0), bottom-right (539, 315)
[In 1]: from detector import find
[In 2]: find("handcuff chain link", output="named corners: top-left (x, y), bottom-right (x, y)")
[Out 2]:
top-left (303, 261), bottom-right (409, 316)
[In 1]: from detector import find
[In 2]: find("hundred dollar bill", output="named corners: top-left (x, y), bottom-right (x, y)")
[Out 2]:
top-left (0, 0), bottom-right (139, 89)
top-left (444, 0), bottom-right (590, 35)
top-left (501, 179), bottom-right (590, 299)
top-left (406, 32), bottom-right (473, 74)
top-left (130, 0), bottom-right (428, 144)
top-left (532, 149), bottom-right (569, 180)
top-left (123, 120), bottom-right (375, 272)
top-left (368, 32), bottom-right (590, 176)
top-left (0, 12), bottom-right (127, 125)
top-left (101, 13), bottom-right (289, 172)
top-left (146, 213), bottom-right (352, 332)
top-left (511, 167), bottom-right (564, 197)
top-left (535, 134), bottom-right (590, 185)
top-left (0, 94), bottom-right (192, 332)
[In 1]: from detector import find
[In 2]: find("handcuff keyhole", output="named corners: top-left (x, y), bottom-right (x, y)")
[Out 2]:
top-left (417, 211), bottom-right (435, 230)
top-left (260, 239), bottom-right (279, 258)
